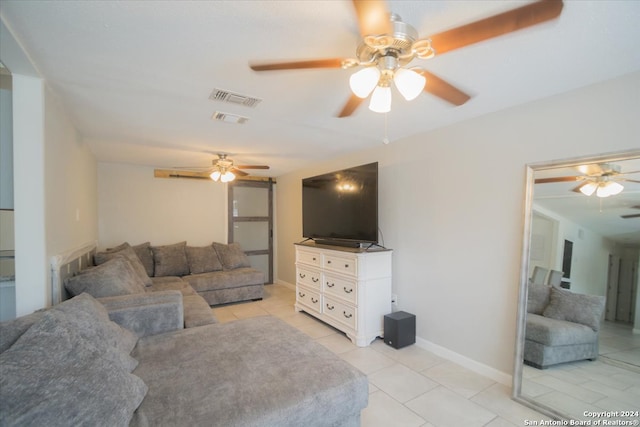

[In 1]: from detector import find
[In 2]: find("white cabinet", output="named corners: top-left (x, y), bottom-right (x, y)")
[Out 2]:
top-left (294, 243), bottom-right (392, 347)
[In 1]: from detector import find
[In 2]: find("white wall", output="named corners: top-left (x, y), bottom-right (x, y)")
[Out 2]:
top-left (276, 71), bottom-right (640, 379)
top-left (533, 205), bottom-right (616, 296)
top-left (98, 163), bottom-right (227, 249)
top-left (2, 20), bottom-right (98, 315)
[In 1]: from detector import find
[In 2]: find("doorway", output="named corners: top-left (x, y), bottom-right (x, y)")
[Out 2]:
top-left (228, 179), bottom-right (273, 284)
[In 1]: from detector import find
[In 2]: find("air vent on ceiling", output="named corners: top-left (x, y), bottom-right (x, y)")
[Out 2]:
top-left (211, 111), bottom-right (249, 124)
top-left (209, 88), bottom-right (262, 108)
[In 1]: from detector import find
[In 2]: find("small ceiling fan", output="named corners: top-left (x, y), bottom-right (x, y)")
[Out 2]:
top-left (535, 163), bottom-right (640, 198)
top-left (249, 0), bottom-right (564, 117)
top-left (160, 154), bottom-right (270, 182)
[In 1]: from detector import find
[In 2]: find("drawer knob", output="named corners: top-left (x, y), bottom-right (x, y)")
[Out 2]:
top-left (299, 273), bottom-right (306, 279)
top-left (326, 304), bottom-right (335, 310)
top-left (343, 311), bottom-right (353, 319)
top-left (326, 282), bottom-right (335, 288)
top-left (327, 260), bottom-right (332, 264)
top-left (313, 257), bottom-right (317, 261)
top-left (311, 297), bottom-right (318, 303)
top-left (345, 264), bottom-right (349, 268)
top-left (344, 287), bottom-right (353, 294)
top-left (298, 292), bottom-right (305, 297)
top-left (312, 277), bottom-right (319, 283)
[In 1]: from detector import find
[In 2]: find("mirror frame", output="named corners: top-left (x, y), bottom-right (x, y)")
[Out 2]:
top-left (512, 148), bottom-right (640, 419)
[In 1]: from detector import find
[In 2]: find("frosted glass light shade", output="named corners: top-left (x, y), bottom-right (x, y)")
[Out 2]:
top-left (394, 68), bottom-right (426, 101)
top-left (596, 181), bottom-right (623, 197)
top-left (221, 171), bottom-right (236, 183)
top-left (579, 182), bottom-right (597, 196)
top-left (369, 86), bottom-right (391, 113)
top-left (349, 67), bottom-right (381, 98)
top-left (210, 170), bottom-right (221, 181)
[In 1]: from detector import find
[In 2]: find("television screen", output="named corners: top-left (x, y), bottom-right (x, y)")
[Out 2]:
top-left (302, 162), bottom-right (378, 244)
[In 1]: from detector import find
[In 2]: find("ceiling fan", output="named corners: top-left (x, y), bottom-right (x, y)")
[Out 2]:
top-left (158, 154), bottom-right (270, 182)
top-left (535, 163), bottom-right (640, 198)
top-left (249, 0), bottom-right (564, 117)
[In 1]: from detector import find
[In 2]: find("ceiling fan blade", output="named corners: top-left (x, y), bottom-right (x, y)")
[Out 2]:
top-left (250, 58), bottom-right (347, 71)
top-left (418, 70), bottom-right (471, 106)
top-left (621, 178), bottom-right (640, 184)
top-left (231, 168), bottom-right (249, 177)
top-left (535, 176), bottom-right (582, 184)
top-left (429, 0), bottom-right (563, 56)
top-left (170, 166), bottom-right (212, 170)
top-left (337, 93), bottom-right (365, 117)
top-left (621, 214), bottom-right (640, 219)
top-left (235, 165), bottom-right (270, 170)
top-left (352, 0), bottom-right (392, 38)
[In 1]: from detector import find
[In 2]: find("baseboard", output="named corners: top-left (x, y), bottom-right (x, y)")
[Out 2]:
top-left (415, 336), bottom-right (512, 386)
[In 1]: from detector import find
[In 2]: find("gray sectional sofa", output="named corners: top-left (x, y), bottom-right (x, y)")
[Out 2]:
top-left (57, 241), bottom-right (264, 332)
top-left (524, 283), bottom-right (606, 369)
top-left (0, 292), bottom-right (369, 426)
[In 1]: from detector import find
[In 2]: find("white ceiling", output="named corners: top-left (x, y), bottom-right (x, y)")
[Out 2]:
top-left (1, 0), bottom-right (639, 243)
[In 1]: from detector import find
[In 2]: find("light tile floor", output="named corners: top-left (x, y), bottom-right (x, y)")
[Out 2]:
top-left (520, 320), bottom-right (640, 421)
top-left (212, 283), bottom-right (549, 427)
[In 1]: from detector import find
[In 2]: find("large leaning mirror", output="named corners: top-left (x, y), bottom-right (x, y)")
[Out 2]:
top-left (513, 149), bottom-right (640, 421)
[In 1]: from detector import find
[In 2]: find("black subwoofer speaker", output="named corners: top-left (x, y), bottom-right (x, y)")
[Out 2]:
top-left (383, 311), bottom-right (415, 349)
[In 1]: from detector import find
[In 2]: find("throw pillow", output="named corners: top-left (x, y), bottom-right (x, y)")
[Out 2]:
top-left (64, 257), bottom-right (146, 298)
top-left (185, 245), bottom-right (223, 274)
top-left (151, 242), bottom-right (189, 277)
top-left (542, 286), bottom-right (606, 331)
top-left (213, 242), bottom-right (251, 270)
top-left (0, 311), bottom-right (147, 426)
top-left (527, 283), bottom-right (551, 315)
top-left (52, 293), bottom-right (138, 363)
top-left (133, 242), bottom-right (155, 277)
top-left (95, 244), bottom-right (152, 287)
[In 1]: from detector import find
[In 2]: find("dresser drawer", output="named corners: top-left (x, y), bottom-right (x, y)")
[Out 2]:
top-left (323, 296), bottom-right (356, 330)
top-left (323, 274), bottom-right (357, 304)
top-left (324, 254), bottom-right (357, 276)
top-left (296, 266), bottom-right (321, 290)
top-left (296, 286), bottom-right (321, 314)
top-left (297, 250), bottom-right (321, 267)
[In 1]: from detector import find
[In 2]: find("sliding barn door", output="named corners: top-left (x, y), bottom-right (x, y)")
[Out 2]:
top-left (228, 180), bottom-right (273, 284)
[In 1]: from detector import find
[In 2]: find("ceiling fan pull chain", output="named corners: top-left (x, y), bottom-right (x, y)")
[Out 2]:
top-left (383, 113), bottom-right (390, 145)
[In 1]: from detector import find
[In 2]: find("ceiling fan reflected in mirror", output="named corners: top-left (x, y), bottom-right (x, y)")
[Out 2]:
top-left (166, 153), bottom-right (270, 182)
top-left (621, 205), bottom-right (640, 219)
top-left (535, 163), bottom-right (640, 198)
top-left (249, 0), bottom-right (564, 117)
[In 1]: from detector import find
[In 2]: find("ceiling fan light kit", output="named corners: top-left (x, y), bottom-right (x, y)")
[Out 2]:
top-left (249, 0), bottom-right (564, 117)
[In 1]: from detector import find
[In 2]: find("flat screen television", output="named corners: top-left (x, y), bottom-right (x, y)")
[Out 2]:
top-left (302, 162), bottom-right (378, 246)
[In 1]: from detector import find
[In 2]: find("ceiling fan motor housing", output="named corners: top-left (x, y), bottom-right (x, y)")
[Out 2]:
top-left (358, 14), bottom-right (421, 67)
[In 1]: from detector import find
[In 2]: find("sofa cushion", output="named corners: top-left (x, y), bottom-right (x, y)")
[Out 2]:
top-left (65, 256), bottom-right (146, 298)
top-left (0, 311), bottom-right (147, 426)
top-left (53, 293), bottom-right (138, 363)
top-left (148, 277), bottom-right (196, 296)
top-left (182, 295), bottom-right (217, 328)
top-left (213, 242), bottom-right (251, 270)
top-left (526, 313), bottom-right (597, 346)
top-left (95, 244), bottom-right (152, 287)
top-left (527, 283), bottom-right (551, 315)
top-left (132, 242), bottom-right (155, 277)
top-left (185, 245), bottom-right (223, 274)
top-left (151, 242), bottom-right (189, 277)
top-left (0, 311), bottom-right (45, 354)
top-left (129, 316), bottom-right (367, 427)
top-left (542, 287), bottom-right (606, 331)
top-left (182, 267), bottom-right (264, 292)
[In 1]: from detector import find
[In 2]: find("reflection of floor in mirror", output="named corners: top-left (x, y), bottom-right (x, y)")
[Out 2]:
top-left (522, 321), bottom-right (640, 421)
top-left (599, 321), bottom-right (640, 371)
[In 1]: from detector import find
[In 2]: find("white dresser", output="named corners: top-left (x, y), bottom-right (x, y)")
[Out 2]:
top-left (294, 243), bottom-right (392, 347)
